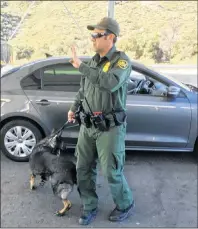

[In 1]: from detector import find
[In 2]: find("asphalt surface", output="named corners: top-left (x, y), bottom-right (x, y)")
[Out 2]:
top-left (1, 150), bottom-right (197, 228)
top-left (165, 73), bottom-right (197, 87)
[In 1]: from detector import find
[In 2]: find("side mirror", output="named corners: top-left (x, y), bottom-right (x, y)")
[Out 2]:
top-left (167, 86), bottom-right (180, 98)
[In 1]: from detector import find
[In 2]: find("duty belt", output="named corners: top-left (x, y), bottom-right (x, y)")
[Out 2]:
top-left (93, 111), bottom-right (102, 116)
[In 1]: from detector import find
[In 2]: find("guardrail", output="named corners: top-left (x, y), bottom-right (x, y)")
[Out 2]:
top-left (150, 65), bottom-right (197, 76)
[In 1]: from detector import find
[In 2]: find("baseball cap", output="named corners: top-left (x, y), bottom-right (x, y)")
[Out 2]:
top-left (87, 17), bottom-right (120, 37)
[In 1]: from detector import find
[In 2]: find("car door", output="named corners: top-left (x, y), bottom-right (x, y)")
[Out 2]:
top-left (21, 63), bottom-right (81, 146)
top-left (125, 70), bottom-right (191, 149)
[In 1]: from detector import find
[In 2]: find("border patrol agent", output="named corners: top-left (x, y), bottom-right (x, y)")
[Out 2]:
top-left (68, 17), bottom-right (134, 225)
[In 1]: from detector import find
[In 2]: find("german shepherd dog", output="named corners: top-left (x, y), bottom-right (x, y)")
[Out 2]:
top-left (29, 123), bottom-right (77, 216)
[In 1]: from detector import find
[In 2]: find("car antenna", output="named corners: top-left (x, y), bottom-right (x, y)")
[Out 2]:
top-left (61, 1), bottom-right (89, 48)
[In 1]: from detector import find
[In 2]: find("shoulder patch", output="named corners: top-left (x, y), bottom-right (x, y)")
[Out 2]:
top-left (116, 59), bottom-right (128, 69)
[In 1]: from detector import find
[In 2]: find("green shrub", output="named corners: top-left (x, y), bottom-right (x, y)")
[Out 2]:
top-left (16, 46), bottom-right (34, 60)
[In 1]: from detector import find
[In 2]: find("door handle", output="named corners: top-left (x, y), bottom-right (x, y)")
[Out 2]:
top-left (36, 99), bottom-right (50, 106)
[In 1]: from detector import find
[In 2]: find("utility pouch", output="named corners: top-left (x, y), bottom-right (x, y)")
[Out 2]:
top-left (91, 114), bottom-right (109, 131)
top-left (112, 109), bottom-right (127, 126)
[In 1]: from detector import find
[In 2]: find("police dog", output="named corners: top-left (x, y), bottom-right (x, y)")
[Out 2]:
top-left (29, 125), bottom-right (77, 216)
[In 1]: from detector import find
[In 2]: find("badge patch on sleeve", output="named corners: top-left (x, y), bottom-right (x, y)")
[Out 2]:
top-left (103, 61), bottom-right (111, 72)
top-left (117, 59), bottom-right (128, 69)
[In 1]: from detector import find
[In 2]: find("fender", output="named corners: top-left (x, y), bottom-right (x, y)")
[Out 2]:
top-left (0, 112), bottom-right (50, 136)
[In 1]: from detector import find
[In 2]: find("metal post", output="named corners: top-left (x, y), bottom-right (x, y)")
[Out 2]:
top-left (108, 0), bottom-right (115, 18)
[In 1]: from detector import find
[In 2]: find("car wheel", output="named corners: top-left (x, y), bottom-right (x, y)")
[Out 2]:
top-left (0, 120), bottom-right (43, 162)
top-left (193, 138), bottom-right (198, 162)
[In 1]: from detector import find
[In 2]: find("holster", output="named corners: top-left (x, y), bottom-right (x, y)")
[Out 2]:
top-left (74, 103), bottom-right (82, 126)
top-left (111, 109), bottom-right (127, 126)
top-left (80, 112), bottom-right (92, 128)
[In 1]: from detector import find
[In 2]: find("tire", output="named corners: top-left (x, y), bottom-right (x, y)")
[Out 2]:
top-left (0, 120), bottom-right (43, 162)
top-left (193, 138), bottom-right (198, 162)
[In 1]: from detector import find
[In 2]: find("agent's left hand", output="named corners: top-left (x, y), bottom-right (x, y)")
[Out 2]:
top-left (69, 46), bottom-right (82, 68)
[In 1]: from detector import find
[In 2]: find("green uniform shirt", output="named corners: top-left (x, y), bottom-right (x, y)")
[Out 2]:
top-left (70, 45), bottom-right (132, 116)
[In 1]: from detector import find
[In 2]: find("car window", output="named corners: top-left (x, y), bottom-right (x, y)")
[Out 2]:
top-left (42, 64), bottom-right (81, 92)
top-left (130, 70), bottom-right (146, 81)
top-left (128, 70), bottom-right (168, 97)
top-left (20, 69), bottom-right (41, 90)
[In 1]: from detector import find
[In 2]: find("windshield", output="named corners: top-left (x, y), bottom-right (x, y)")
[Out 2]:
top-left (1, 60), bottom-right (36, 78)
top-left (1, 65), bottom-right (21, 78)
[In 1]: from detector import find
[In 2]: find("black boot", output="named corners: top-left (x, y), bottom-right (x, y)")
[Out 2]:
top-left (79, 208), bottom-right (98, 225)
top-left (109, 201), bottom-right (135, 222)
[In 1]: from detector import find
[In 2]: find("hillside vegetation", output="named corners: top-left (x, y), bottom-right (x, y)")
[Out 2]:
top-left (1, 1), bottom-right (197, 65)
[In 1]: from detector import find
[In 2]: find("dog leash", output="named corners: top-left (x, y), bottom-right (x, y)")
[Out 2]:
top-left (54, 121), bottom-right (79, 136)
top-left (49, 121), bottom-right (79, 157)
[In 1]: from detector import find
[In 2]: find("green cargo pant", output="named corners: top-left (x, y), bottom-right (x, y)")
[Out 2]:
top-left (75, 123), bottom-right (133, 211)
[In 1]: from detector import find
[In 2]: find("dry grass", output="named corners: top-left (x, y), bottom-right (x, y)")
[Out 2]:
top-left (2, 1), bottom-right (197, 65)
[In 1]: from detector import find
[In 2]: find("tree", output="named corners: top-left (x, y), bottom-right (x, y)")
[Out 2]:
top-left (160, 17), bottom-right (181, 62)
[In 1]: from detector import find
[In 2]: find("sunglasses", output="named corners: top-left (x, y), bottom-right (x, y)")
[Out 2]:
top-left (91, 32), bottom-right (110, 39)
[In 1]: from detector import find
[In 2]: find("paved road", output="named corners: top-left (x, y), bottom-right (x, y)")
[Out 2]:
top-left (148, 64), bottom-right (197, 87)
top-left (163, 73), bottom-right (197, 87)
top-left (152, 69), bottom-right (197, 87)
top-left (1, 151), bottom-right (197, 228)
